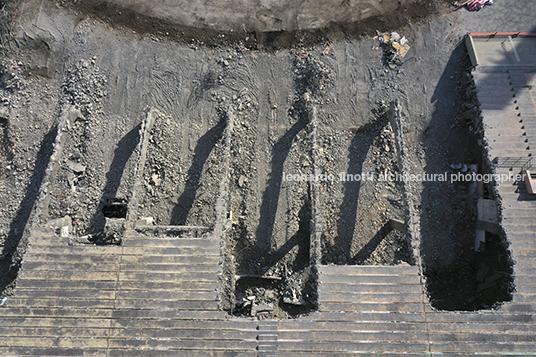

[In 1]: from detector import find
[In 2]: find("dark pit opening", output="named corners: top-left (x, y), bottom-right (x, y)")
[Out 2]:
top-left (421, 42), bottom-right (514, 311)
top-left (102, 199), bottom-right (127, 218)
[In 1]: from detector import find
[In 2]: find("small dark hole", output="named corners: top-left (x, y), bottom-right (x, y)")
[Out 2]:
top-left (102, 202), bottom-right (127, 218)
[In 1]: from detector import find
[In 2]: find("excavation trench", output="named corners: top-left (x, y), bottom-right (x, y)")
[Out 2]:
top-left (419, 47), bottom-right (514, 311)
top-left (134, 109), bottom-right (226, 231)
top-left (318, 102), bottom-right (414, 266)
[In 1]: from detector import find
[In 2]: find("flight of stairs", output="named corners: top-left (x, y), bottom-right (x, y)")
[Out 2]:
top-left (474, 71), bottom-right (534, 159)
top-left (276, 264), bottom-right (429, 356)
top-left (0, 227), bottom-right (259, 357)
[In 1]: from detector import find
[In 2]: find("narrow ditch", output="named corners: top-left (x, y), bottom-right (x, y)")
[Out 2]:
top-left (224, 51), bottom-right (334, 318)
top-left (318, 102), bottom-right (414, 266)
top-left (420, 44), bottom-right (514, 311)
top-left (135, 109), bottom-right (226, 228)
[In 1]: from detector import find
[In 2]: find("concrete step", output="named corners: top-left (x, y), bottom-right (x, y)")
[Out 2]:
top-left (117, 271), bottom-right (218, 282)
top-left (109, 327), bottom-right (256, 340)
top-left (23, 253), bottom-right (121, 264)
top-left (319, 292), bottom-right (422, 303)
top-left (108, 349), bottom-right (256, 357)
top-left (276, 329), bottom-right (428, 342)
top-left (319, 273), bottom-right (421, 285)
top-left (4, 298), bottom-right (116, 309)
top-left (319, 265), bottom-right (419, 275)
top-left (0, 316), bottom-right (113, 327)
top-left (111, 318), bottom-right (257, 330)
top-left (27, 245), bottom-right (123, 255)
top-left (118, 263), bottom-right (221, 272)
top-left (110, 309), bottom-right (228, 320)
top-left (427, 321), bottom-right (536, 334)
top-left (0, 336), bottom-right (108, 348)
top-left (425, 312), bottom-right (534, 324)
top-left (319, 302), bottom-right (424, 313)
top-left (107, 338), bottom-right (257, 350)
top-left (278, 320), bottom-right (425, 332)
top-left (0, 347), bottom-right (106, 356)
top-left (120, 246), bottom-right (219, 256)
top-left (113, 299), bottom-right (219, 310)
top-left (277, 353), bottom-right (428, 357)
top-left (122, 237), bottom-right (220, 248)
top-left (0, 326), bottom-right (110, 338)
top-left (276, 340), bottom-right (429, 353)
top-left (310, 311), bottom-right (426, 322)
top-left (429, 341), bottom-right (536, 354)
top-left (319, 283), bottom-right (422, 294)
top-left (114, 290), bottom-right (218, 301)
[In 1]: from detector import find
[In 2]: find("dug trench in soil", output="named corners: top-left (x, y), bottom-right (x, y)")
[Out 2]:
top-left (226, 50), bottom-right (334, 318)
top-left (420, 43), bottom-right (514, 311)
top-left (46, 59), bottom-right (141, 243)
top-left (135, 108), bottom-right (227, 228)
top-left (318, 102), bottom-right (414, 266)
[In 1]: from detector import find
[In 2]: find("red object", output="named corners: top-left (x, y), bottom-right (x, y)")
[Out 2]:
top-left (467, 0), bottom-right (485, 10)
top-left (9, 8), bottom-right (17, 27)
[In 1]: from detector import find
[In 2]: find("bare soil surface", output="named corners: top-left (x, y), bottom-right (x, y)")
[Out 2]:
top-left (137, 106), bottom-right (226, 227)
top-left (0, 0), bottom-right (533, 314)
top-left (318, 104), bottom-right (413, 266)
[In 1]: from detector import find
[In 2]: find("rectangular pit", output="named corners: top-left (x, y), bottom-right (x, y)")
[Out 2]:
top-left (317, 104), bottom-right (414, 266)
top-left (133, 109), bottom-right (226, 228)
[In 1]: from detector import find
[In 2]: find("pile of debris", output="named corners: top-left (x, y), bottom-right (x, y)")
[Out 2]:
top-left (375, 32), bottom-right (413, 69)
